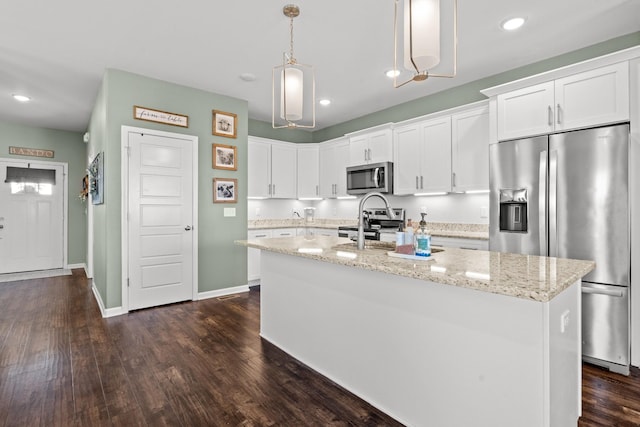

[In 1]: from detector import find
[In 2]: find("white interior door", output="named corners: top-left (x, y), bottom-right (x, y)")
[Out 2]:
top-left (0, 159), bottom-right (64, 274)
top-left (127, 131), bottom-right (194, 310)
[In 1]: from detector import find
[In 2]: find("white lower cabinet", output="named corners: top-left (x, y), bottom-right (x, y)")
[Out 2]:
top-left (247, 229), bottom-right (273, 281)
top-left (431, 236), bottom-right (488, 251)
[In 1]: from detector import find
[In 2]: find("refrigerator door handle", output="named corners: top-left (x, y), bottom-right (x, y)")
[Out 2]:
top-left (539, 151), bottom-right (547, 256)
top-left (549, 149), bottom-right (558, 257)
top-left (582, 287), bottom-right (625, 298)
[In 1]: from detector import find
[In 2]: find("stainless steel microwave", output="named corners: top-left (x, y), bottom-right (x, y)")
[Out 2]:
top-left (346, 162), bottom-right (393, 195)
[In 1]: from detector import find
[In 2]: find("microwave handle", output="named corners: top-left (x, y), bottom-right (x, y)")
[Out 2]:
top-left (373, 167), bottom-right (380, 188)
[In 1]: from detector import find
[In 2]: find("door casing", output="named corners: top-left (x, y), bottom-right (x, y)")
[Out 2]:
top-left (120, 125), bottom-right (199, 313)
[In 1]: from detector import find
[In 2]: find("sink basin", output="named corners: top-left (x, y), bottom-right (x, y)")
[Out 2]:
top-left (333, 241), bottom-right (443, 254)
top-left (333, 241), bottom-right (396, 251)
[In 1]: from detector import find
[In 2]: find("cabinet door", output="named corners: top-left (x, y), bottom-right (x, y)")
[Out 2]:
top-left (451, 106), bottom-right (490, 192)
top-left (393, 124), bottom-right (422, 195)
top-left (248, 139), bottom-right (271, 198)
top-left (334, 141), bottom-right (351, 197)
top-left (420, 117), bottom-right (452, 193)
top-left (319, 142), bottom-right (337, 198)
top-left (270, 143), bottom-right (297, 199)
top-left (367, 129), bottom-right (393, 164)
top-left (555, 62), bottom-right (629, 131)
top-left (247, 229), bottom-right (272, 281)
top-left (297, 145), bottom-right (320, 198)
top-left (348, 135), bottom-right (369, 166)
top-left (497, 82), bottom-right (554, 141)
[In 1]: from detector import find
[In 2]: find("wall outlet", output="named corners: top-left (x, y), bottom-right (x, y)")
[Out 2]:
top-left (224, 208), bottom-right (236, 217)
top-left (255, 207), bottom-right (261, 217)
top-left (480, 206), bottom-right (488, 218)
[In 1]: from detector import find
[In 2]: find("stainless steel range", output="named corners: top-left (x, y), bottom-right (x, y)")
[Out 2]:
top-left (338, 208), bottom-right (405, 241)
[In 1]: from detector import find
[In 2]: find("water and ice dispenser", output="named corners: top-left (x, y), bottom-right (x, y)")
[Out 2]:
top-left (499, 189), bottom-right (528, 232)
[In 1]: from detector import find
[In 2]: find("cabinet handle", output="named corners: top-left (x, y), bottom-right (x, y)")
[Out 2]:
top-left (557, 104), bottom-right (561, 124)
top-left (420, 175), bottom-right (424, 189)
top-left (256, 234), bottom-right (267, 238)
top-left (273, 184), bottom-right (276, 195)
top-left (268, 183), bottom-right (272, 195)
top-left (316, 185), bottom-right (319, 196)
top-left (416, 176), bottom-right (419, 190)
top-left (368, 148), bottom-right (372, 161)
top-left (364, 149), bottom-right (368, 161)
top-left (548, 106), bottom-right (553, 126)
top-left (452, 172), bottom-right (456, 187)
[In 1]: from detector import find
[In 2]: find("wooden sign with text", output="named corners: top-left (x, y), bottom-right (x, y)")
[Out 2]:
top-left (133, 105), bottom-right (189, 128)
top-left (9, 146), bottom-right (54, 158)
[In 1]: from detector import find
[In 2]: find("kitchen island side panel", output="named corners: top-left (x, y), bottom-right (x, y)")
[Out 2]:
top-left (260, 251), bottom-right (580, 427)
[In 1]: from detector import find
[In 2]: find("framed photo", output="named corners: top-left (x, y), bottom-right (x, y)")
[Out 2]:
top-left (213, 178), bottom-right (238, 203)
top-left (212, 143), bottom-right (237, 171)
top-left (212, 110), bottom-right (237, 138)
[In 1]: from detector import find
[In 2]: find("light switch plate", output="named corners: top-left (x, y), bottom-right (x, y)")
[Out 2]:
top-left (224, 208), bottom-right (236, 217)
top-left (480, 206), bottom-right (488, 218)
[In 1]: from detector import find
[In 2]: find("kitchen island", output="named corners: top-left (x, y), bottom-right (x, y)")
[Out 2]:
top-left (237, 235), bottom-right (594, 427)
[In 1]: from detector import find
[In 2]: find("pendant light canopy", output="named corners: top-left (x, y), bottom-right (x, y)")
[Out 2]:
top-left (393, 0), bottom-right (457, 88)
top-left (272, 4), bottom-right (315, 129)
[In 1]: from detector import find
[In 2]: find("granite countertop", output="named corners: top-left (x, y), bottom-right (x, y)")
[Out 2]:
top-left (248, 219), bottom-right (489, 240)
top-left (237, 235), bottom-right (594, 303)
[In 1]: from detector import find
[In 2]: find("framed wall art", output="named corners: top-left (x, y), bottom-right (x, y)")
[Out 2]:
top-left (213, 177), bottom-right (238, 203)
top-left (212, 110), bottom-right (237, 138)
top-left (212, 143), bottom-right (237, 171)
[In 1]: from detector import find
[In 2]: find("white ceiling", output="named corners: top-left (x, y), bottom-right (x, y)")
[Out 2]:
top-left (0, 0), bottom-right (638, 133)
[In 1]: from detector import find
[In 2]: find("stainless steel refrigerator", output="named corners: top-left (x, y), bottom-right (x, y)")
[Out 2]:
top-left (489, 124), bottom-right (630, 375)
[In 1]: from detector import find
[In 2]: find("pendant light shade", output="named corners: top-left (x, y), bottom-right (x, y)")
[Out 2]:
top-left (272, 4), bottom-right (315, 129)
top-left (280, 66), bottom-right (303, 121)
top-left (394, 0), bottom-right (457, 88)
top-left (403, 0), bottom-right (440, 71)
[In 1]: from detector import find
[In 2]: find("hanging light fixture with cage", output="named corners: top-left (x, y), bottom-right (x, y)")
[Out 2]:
top-left (392, 0), bottom-right (458, 88)
top-left (272, 4), bottom-right (315, 129)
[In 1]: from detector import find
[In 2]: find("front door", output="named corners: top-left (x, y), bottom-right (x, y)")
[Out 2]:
top-left (0, 159), bottom-right (64, 274)
top-left (126, 130), bottom-right (195, 310)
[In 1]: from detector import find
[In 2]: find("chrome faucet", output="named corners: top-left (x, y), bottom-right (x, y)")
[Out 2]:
top-left (357, 191), bottom-right (395, 250)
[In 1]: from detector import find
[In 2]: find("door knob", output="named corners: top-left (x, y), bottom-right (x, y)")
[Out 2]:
top-left (185, 226), bottom-right (192, 231)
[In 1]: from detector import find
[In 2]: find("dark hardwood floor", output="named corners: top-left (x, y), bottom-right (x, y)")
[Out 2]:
top-left (0, 270), bottom-right (638, 426)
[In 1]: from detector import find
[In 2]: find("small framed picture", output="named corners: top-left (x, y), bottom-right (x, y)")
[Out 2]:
top-left (213, 143), bottom-right (237, 171)
top-left (212, 110), bottom-right (237, 138)
top-left (213, 177), bottom-right (238, 203)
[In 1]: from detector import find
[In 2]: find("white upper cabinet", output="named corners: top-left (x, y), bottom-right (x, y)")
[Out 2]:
top-left (270, 143), bottom-right (297, 198)
top-left (554, 62), bottom-right (629, 131)
top-left (248, 138), bottom-right (271, 198)
top-left (319, 138), bottom-right (350, 198)
top-left (393, 116), bottom-right (452, 195)
top-left (248, 137), bottom-right (297, 199)
top-left (297, 145), bottom-right (320, 199)
top-left (497, 62), bottom-right (629, 140)
top-left (451, 105), bottom-right (490, 192)
top-left (347, 125), bottom-right (393, 166)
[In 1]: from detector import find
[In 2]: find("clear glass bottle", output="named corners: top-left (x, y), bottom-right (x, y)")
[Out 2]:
top-left (415, 213), bottom-right (431, 257)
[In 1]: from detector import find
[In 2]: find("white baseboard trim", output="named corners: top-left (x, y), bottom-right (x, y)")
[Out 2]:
top-left (91, 279), bottom-right (127, 318)
top-left (198, 285), bottom-right (250, 301)
top-left (67, 263), bottom-right (86, 270)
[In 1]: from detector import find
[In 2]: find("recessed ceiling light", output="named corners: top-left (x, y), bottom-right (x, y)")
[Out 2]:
top-left (12, 94), bottom-right (31, 102)
top-left (239, 73), bottom-right (256, 82)
top-left (319, 99), bottom-right (331, 106)
top-left (501, 17), bottom-right (525, 31)
top-left (385, 69), bottom-right (400, 78)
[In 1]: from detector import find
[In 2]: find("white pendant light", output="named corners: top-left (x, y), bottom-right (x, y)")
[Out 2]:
top-left (393, 0), bottom-right (457, 88)
top-left (272, 4), bottom-right (315, 129)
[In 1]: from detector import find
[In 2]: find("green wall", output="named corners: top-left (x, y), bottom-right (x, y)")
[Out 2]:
top-left (88, 69), bottom-right (248, 309)
top-left (0, 120), bottom-right (86, 266)
top-left (249, 31), bottom-right (640, 142)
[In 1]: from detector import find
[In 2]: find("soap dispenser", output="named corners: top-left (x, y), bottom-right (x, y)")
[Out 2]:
top-left (415, 213), bottom-right (431, 257)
